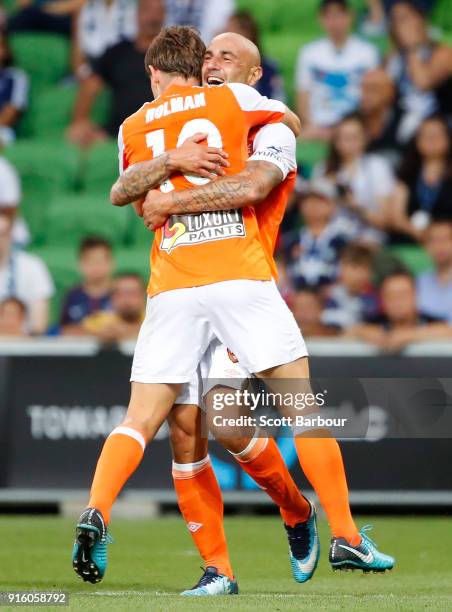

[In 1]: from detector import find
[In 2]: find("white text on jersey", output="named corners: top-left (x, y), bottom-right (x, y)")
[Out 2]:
top-left (146, 93), bottom-right (206, 123)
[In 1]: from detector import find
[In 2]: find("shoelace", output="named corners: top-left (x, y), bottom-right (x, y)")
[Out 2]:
top-left (286, 521), bottom-right (311, 559)
top-left (359, 524), bottom-right (377, 548)
top-left (193, 567), bottom-right (220, 589)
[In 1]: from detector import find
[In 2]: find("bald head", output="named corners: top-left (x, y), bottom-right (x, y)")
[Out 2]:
top-left (203, 32), bottom-right (262, 88)
top-left (211, 32), bottom-right (261, 67)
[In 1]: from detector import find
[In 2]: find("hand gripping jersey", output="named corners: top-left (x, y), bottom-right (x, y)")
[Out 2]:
top-left (119, 82), bottom-right (286, 297)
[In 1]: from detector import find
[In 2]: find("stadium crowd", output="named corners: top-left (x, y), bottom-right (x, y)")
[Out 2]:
top-left (0, 0), bottom-right (452, 351)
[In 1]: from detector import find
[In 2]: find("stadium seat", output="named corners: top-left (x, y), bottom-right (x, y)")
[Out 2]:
top-left (5, 139), bottom-right (80, 191)
top-left (81, 139), bottom-right (119, 194)
top-left (43, 193), bottom-right (130, 247)
top-left (388, 245), bottom-right (433, 276)
top-left (296, 140), bottom-right (329, 177)
top-left (10, 34), bottom-right (70, 91)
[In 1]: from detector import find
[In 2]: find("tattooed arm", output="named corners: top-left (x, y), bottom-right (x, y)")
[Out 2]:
top-left (142, 160), bottom-right (283, 230)
top-left (110, 132), bottom-right (229, 207)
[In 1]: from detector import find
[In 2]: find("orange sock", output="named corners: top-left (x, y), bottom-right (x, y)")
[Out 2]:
top-left (172, 456), bottom-right (233, 579)
top-left (294, 435), bottom-right (360, 545)
top-left (232, 435), bottom-right (310, 526)
top-left (88, 426), bottom-right (145, 524)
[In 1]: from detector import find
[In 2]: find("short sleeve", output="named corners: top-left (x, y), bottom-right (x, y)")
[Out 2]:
top-left (226, 82), bottom-right (285, 129)
top-left (24, 255), bottom-right (55, 301)
top-left (295, 46), bottom-right (311, 91)
top-left (118, 124), bottom-right (127, 175)
top-left (368, 156), bottom-right (395, 197)
top-left (249, 123), bottom-right (297, 180)
top-left (10, 68), bottom-right (29, 110)
top-left (0, 158), bottom-right (21, 206)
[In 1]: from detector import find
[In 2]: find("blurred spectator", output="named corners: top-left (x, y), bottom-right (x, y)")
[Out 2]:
top-left (225, 10), bottom-right (286, 101)
top-left (345, 271), bottom-right (452, 351)
top-left (61, 236), bottom-right (113, 334)
top-left (0, 30), bottom-right (29, 145)
top-left (361, 68), bottom-right (401, 159)
top-left (389, 114), bottom-right (452, 243)
top-left (284, 178), bottom-right (356, 288)
top-left (296, 0), bottom-right (379, 141)
top-left (67, 0), bottom-right (163, 148)
top-left (73, 0), bottom-right (137, 78)
top-left (323, 244), bottom-right (380, 329)
top-left (164, 0), bottom-right (234, 43)
top-left (82, 272), bottom-right (145, 343)
top-left (0, 211), bottom-right (54, 334)
top-left (291, 288), bottom-right (339, 338)
top-left (361, 0), bottom-right (437, 37)
top-left (0, 5), bottom-right (6, 29)
top-left (0, 296), bottom-right (27, 336)
top-left (386, 0), bottom-right (452, 143)
top-left (0, 146), bottom-right (30, 247)
top-left (314, 113), bottom-right (395, 245)
top-left (416, 221), bottom-right (452, 323)
top-left (8, 0), bottom-right (84, 36)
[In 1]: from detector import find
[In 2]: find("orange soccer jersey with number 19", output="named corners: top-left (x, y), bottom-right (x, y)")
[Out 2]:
top-left (119, 82), bottom-right (286, 297)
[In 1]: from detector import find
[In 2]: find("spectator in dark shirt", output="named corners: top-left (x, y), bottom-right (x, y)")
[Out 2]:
top-left (81, 272), bottom-right (145, 343)
top-left (386, 0), bottom-right (452, 143)
top-left (284, 178), bottom-right (357, 289)
top-left (345, 271), bottom-right (452, 351)
top-left (225, 9), bottom-right (286, 102)
top-left (291, 287), bottom-right (339, 338)
top-left (8, 0), bottom-right (84, 36)
top-left (389, 114), bottom-right (452, 243)
top-left (361, 68), bottom-right (401, 160)
top-left (323, 244), bottom-right (380, 329)
top-left (60, 236), bottom-right (114, 334)
top-left (67, 0), bottom-right (164, 148)
top-left (0, 30), bottom-right (28, 145)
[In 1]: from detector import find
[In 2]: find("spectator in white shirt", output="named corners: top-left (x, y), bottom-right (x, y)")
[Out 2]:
top-left (0, 211), bottom-right (54, 334)
top-left (0, 153), bottom-right (30, 247)
top-left (296, 0), bottom-right (379, 141)
top-left (314, 112), bottom-right (395, 245)
top-left (164, 0), bottom-right (234, 43)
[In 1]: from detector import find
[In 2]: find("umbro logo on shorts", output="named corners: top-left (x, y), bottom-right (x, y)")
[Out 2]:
top-left (187, 522), bottom-right (203, 533)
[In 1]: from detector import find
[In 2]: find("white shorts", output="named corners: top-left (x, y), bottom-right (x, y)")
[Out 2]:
top-left (131, 280), bottom-right (308, 384)
top-left (175, 337), bottom-right (249, 405)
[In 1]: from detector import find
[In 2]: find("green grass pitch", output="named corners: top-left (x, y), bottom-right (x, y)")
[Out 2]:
top-left (0, 515), bottom-right (451, 610)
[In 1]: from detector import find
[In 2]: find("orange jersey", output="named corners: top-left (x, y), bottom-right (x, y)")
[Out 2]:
top-left (119, 82), bottom-right (286, 296)
top-left (247, 123), bottom-right (297, 280)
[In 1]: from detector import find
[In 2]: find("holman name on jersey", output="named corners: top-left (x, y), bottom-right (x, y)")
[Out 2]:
top-left (160, 210), bottom-right (246, 253)
top-left (146, 93), bottom-right (206, 123)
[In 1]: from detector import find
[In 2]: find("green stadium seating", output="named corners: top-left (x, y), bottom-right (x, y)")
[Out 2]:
top-left (43, 192), bottom-right (130, 248)
top-left (388, 245), bottom-right (433, 276)
top-left (296, 140), bottom-right (329, 177)
top-left (5, 139), bottom-right (80, 191)
top-left (10, 34), bottom-right (70, 91)
top-left (81, 139), bottom-right (119, 193)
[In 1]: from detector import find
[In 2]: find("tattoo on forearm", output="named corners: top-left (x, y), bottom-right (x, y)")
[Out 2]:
top-left (169, 162), bottom-right (282, 215)
top-left (111, 154), bottom-right (171, 205)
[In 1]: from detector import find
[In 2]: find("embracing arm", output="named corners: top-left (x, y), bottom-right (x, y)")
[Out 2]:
top-left (142, 160), bottom-right (283, 230)
top-left (110, 132), bottom-right (229, 207)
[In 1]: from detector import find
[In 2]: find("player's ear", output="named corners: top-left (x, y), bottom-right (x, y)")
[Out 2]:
top-left (149, 65), bottom-right (159, 81)
top-left (248, 65), bottom-right (263, 87)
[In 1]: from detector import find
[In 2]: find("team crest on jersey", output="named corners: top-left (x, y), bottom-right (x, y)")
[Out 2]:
top-left (160, 210), bottom-right (246, 253)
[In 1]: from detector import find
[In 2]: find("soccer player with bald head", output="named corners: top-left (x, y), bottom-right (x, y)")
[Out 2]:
top-left (84, 28), bottom-right (395, 596)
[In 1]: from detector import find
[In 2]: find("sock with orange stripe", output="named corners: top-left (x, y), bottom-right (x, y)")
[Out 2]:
top-left (294, 435), bottom-right (361, 545)
top-left (88, 426), bottom-right (146, 524)
top-left (172, 456), bottom-right (234, 579)
top-left (231, 434), bottom-right (311, 526)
